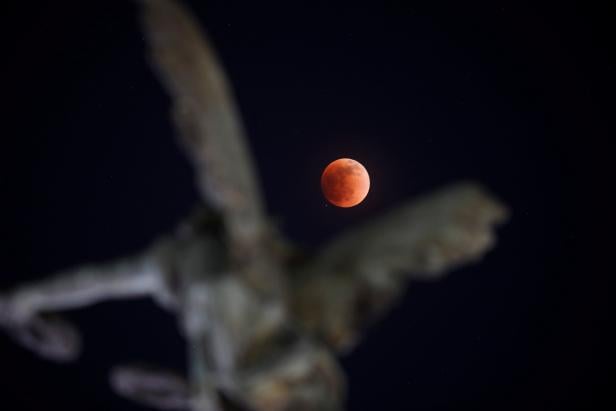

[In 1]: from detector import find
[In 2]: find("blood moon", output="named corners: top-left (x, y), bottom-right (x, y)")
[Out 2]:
top-left (321, 158), bottom-right (370, 207)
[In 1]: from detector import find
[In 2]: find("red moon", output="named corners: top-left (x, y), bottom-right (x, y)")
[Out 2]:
top-left (321, 158), bottom-right (370, 208)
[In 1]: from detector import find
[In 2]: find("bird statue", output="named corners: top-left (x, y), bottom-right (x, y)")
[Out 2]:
top-left (0, 1), bottom-right (508, 410)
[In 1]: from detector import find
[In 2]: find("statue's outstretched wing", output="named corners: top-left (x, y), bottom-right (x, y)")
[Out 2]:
top-left (140, 0), bottom-right (267, 254)
top-left (291, 182), bottom-right (509, 352)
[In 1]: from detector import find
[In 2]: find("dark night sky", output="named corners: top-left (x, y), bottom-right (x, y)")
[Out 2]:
top-left (0, 1), bottom-right (612, 410)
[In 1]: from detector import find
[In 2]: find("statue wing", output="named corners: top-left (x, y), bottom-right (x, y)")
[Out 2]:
top-left (140, 0), bottom-right (267, 252)
top-left (291, 182), bottom-right (509, 352)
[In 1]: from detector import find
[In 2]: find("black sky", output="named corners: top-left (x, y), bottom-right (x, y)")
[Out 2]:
top-left (0, 1), bottom-right (612, 410)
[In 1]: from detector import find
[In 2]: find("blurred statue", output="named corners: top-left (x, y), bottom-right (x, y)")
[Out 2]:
top-left (0, 1), bottom-right (508, 410)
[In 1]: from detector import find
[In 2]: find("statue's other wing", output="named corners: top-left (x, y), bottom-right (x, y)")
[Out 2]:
top-left (291, 182), bottom-right (509, 352)
top-left (140, 0), bottom-right (266, 254)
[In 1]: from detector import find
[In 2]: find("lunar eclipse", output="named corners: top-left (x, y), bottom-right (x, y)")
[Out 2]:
top-left (321, 158), bottom-right (370, 207)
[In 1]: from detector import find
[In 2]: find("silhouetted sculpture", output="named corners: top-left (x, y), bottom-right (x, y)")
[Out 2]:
top-left (0, 1), bottom-right (508, 410)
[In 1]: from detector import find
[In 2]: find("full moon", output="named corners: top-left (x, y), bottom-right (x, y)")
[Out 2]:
top-left (321, 158), bottom-right (370, 208)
